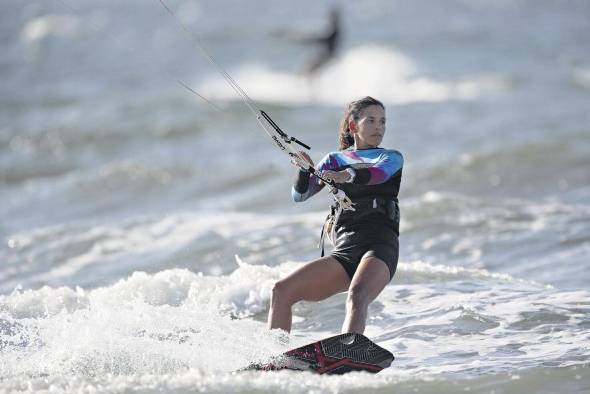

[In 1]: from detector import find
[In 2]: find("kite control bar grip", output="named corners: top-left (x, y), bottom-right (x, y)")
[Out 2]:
top-left (308, 167), bottom-right (336, 187)
top-left (289, 136), bottom-right (310, 150)
top-left (260, 110), bottom-right (311, 150)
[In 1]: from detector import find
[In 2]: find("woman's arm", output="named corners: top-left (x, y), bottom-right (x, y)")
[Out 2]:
top-left (291, 153), bottom-right (332, 202)
top-left (353, 150), bottom-right (403, 185)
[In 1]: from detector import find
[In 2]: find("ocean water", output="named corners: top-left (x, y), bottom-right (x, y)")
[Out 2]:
top-left (1, 0), bottom-right (590, 393)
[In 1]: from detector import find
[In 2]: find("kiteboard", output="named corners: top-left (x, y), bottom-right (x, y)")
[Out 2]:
top-left (244, 333), bottom-right (394, 375)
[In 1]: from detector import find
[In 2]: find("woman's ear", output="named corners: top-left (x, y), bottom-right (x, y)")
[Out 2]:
top-left (348, 120), bottom-right (357, 133)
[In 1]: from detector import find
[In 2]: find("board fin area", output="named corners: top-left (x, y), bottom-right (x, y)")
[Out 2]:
top-left (244, 333), bottom-right (394, 375)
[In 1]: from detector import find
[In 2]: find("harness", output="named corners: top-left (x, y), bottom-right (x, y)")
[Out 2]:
top-left (319, 197), bottom-right (400, 256)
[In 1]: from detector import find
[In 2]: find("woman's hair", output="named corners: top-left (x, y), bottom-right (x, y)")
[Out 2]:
top-left (338, 96), bottom-right (385, 150)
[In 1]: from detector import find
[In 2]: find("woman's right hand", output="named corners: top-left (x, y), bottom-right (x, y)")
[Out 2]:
top-left (292, 151), bottom-right (314, 170)
top-left (320, 169), bottom-right (352, 184)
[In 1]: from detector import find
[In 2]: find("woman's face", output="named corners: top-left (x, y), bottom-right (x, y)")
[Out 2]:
top-left (351, 105), bottom-right (386, 149)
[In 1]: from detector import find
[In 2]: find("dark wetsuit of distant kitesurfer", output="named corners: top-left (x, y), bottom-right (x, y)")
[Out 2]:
top-left (302, 7), bottom-right (340, 75)
top-left (292, 147), bottom-right (403, 280)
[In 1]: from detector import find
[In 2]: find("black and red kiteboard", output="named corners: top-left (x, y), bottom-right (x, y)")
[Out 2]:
top-left (245, 333), bottom-right (394, 375)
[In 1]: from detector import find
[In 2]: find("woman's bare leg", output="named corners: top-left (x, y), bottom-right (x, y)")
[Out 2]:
top-left (268, 256), bottom-right (350, 333)
top-left (341, 256), bottom-right (391, 334)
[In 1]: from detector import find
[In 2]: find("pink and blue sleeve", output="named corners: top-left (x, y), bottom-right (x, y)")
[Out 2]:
top-left (358, 151), bottom-right (403, 185)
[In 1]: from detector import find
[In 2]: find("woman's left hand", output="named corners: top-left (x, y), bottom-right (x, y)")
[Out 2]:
top-left (321, 170), bottom-right (352, 184)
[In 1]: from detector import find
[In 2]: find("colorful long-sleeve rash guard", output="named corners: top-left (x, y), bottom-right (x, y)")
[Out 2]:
top-left (292, 147), bottom-right (403, 203)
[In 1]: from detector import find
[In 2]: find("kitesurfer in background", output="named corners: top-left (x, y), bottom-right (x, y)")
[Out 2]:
top-left (268, 96), bottom-right (403, 335)
top-left (301, 6), bottom-right (340, 76)
top-left (274, 5), bottom-right (341, 76)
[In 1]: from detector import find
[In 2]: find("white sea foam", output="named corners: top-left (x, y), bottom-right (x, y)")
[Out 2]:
top-left (0, 267), bottom-right (289, 381)
top-left (1, 364), bottom-right (588, 394)
top-left (21, 15), bottom-right (81, 43)
top-left (395, 259), bottom-right (543, 286)
top-left (199, 45), bottom-right (509, 106)
top-left (1, 261), bottom-right (588, 393)
top-left (572, 67), bottom-right (590, 89)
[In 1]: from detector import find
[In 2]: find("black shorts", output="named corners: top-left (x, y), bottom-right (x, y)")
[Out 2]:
top-left (330, 214), bottom-right (399, 280)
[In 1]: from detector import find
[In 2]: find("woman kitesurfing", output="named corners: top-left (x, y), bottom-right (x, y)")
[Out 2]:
top-left (268, 97), bottom-right (403, 335)
top-left (156, 0), bottom-right (402, 337)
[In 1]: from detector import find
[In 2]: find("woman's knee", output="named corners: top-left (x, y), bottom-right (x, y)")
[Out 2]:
top-left (346, 285), bottom-right (370, 310)
top-left (271, 280), bottom-right (300, 306)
